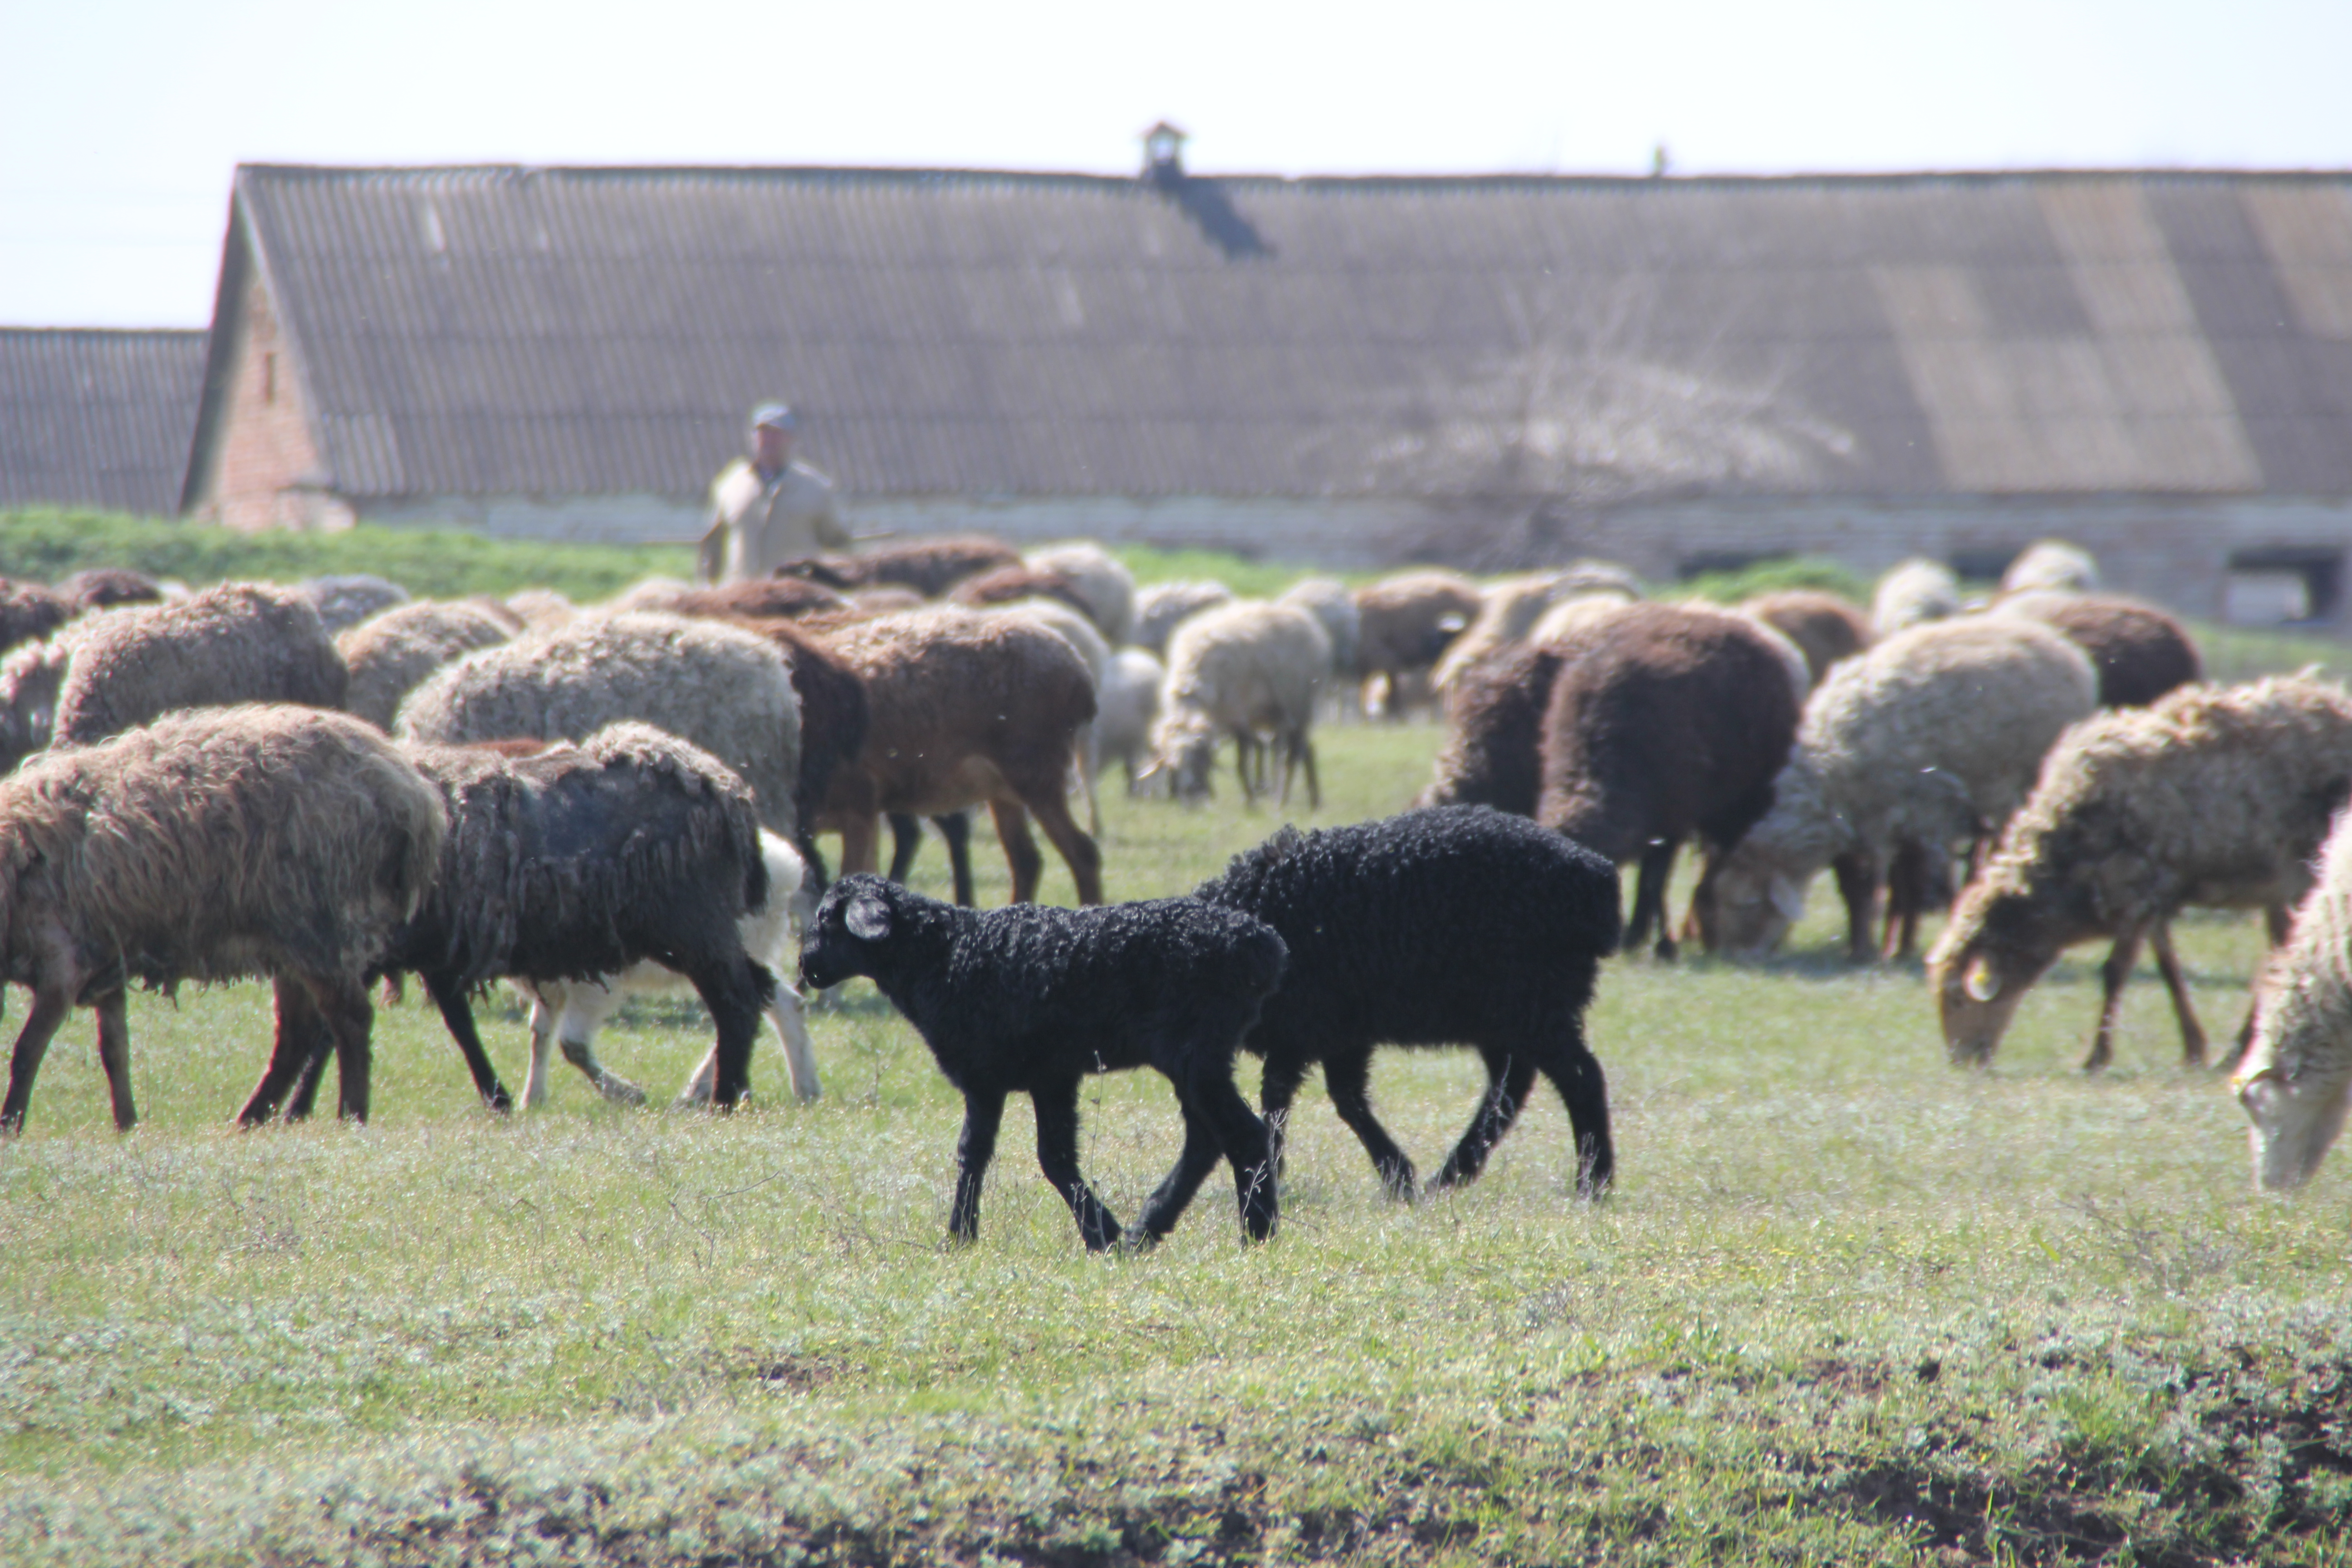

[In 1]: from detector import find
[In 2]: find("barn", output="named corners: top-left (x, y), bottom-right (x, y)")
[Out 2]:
top-left (1, 327), bottom-right (208, 516)
top-left (176, 143), bottom-right (2352, 624)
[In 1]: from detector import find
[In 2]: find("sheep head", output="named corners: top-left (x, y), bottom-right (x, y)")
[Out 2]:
top-left (799, 873), bottom-right (898, 991)
top-left (2236, 975), bottom-right (2352, 1192)
top-left (1927, 937), bottom-right (2046, 1067)
top-left (1691, 846), bottom-right (1808, 956)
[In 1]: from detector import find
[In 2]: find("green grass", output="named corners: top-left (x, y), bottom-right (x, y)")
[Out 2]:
top-left (4, 722), bottom-right (2350, 1566)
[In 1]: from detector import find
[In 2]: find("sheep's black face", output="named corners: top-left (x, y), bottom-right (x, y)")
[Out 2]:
top-left (800, 876), bottom-right (894, 991)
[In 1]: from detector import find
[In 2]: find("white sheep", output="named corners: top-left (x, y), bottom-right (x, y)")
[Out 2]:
top-left (1147, 600), bottom-right (1331, 807)
top-left (1096, 647), bottom-right (1165, 791)
top-left (1133, 579), bottom-right (1236, 657)
top-left (2000, 540), bottom-right (2101, 597)
top-left (1023, 542), bottom-right (1136, 646)
top-left (2236, 805), bottom-right (2352, 1191)
top-left (1871, 558), bottom-right (1961, 638)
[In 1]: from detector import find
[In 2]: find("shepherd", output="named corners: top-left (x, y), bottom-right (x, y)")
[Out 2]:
top-left (697, 402), bottom-right (852, 585)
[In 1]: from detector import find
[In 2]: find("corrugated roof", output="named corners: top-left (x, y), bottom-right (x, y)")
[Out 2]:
top-left (0, 328), bottom-right (208, 513)
top-left (214, 164), bottom-right (2352, 505)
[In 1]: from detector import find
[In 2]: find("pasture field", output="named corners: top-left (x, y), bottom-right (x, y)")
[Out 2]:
top-left (2, 720), bottom-right (2349, 1567)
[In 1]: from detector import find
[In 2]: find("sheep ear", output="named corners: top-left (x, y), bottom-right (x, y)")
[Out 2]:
top-left (1963, 956), bottom-right (2001, 1004)
top-left (2235, 1068), bottom-right (2284, 1115)
top-left (843, 893), bottom-right (892, 942)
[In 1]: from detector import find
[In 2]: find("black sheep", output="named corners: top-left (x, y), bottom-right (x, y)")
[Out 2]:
top-left (799, 874), bottom-right (1287, 1250)
top-left (1192, 806), bottom-right (1622, 1199)
top-left (250, 723), bottom-right (776, 1120)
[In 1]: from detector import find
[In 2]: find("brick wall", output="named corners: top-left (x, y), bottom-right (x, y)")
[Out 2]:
top-left (189, 279), bottom-right (352, 532)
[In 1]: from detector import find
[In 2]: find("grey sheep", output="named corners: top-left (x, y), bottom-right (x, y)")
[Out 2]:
top-left (1694, 617), bottom-right (2098, 960)
top-left (1133, 579), bottom-right (1236, 657)
top-left (1932, 676), bottom-right (2352, 1071)
top-left (396, 610), bottom-right (802, 838)
top-left (0, 705), bottom-right (447, 1133)
top-left (1275, 577), bottom-right (1361, 685)
top-left (335, 600), bottom-right (517, 731)
top-left (1194, 806), bottom-right (1621, 1198)
top-left (1024, 542), bottom-right (1136, 646)
top-left (253, 724), bottom-right (778, 1119)
top-left (799, 873), bottom-right (1287, 1250)
top-left (1, 582), bottom-right (349, 774)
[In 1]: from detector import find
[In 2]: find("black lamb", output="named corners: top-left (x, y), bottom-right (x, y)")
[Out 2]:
top-left (1192, 805), bottom-right (1622, 1198)
top-left (248, 723), bottom-right (777, 1120)
top-left (799, 874), bottom-right (1288, 1250)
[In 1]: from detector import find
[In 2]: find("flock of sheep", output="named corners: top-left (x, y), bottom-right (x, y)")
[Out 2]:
top-left (0, 535), bottom-right (2346, 1249)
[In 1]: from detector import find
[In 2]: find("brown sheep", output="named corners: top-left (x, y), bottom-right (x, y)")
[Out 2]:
top-left (777, 535), bottom-right (1020, 598)
top-left (1536, 603), bottom-right (1803, 959)
top-left (1990, 592), bottom-right (2203, 709)
top-left (1352, 570), bottom-right (1483, 719)
top-left (1420, 638), bottom-right (1576, 818)
top-left (816, 608), bottom-right (1103, 906)
top-left (0, 706), bottom-right (448, 1133)
top-left (1739, 590), bottom-right (1873, 686)
top-left (56, 568), bottom-right (165, 611)
top-left (947, 564), bottom-right (1096, 622)
top-left (717, 615), bottom-right (872, 889)
top-left (0, 580), bottom-right (76, 656)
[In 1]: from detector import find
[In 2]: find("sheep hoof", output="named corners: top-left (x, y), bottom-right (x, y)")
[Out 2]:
top-left (598, 1075), bottom-right (648, 1106)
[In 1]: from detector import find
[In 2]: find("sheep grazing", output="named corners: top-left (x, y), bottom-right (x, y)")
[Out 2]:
top-left (1692, 618), bottom-right (2099, 960)
top-left (301, 574), bottom-right (410, 633)
top-left (1133, 580), bottom-right (1236, 657)
top-left (1431, 574), bottom-right (1575, 695)
top-left (2235, 808), bottom-right (2352, 1191)
top-left (1352, 569), bottom-right (1482, 718)
top-left (335, 600), bottom-right (516, 731)
top-left (1871, 558), bottom-right (1960, 637)
top-left (1275, 577), bottom-right (1360, 687)
top-left (816, 607), bottom-right (1103, 905)
top-left (1931, 676), bottom-right (2352, 1071)
top-left (777, 535), bottom-right (1020, 598)
top-left (1194, 807), bottom-right (1621, 1198)
top-left (800, 874), bottom-right (1287, 1250)
top-left (1097, 648), bottom-right (1165, 790)
top-left (0, 706), bottom-right (447, 1134)
top-left (1024, 542), bottom-right (1137, 647)
top-left (517, 829), bottom-right (821, 1108)
top-left (1147, 600), bottom-right (1331, 808)
top-left (396, 610), bottom-right (802, 838)
top-left (1739, 590), bottom-right (1873, 687)
top-left (255, 723), bottom-right (779, 1120)
top-left (0, 580), bottom-right (75, 657)
top-left (1990, 592), bottom-right (2202, 708)
top-left (1536, 603), bottom-right (1803, 959)
top-left (2001, 539), bottom-right (2101, 597)
top-left (1420, 637), bottom-right (1573, 818)
top-left (3, 582), bottom-right (349, 775)
top-left (947, 564), bottom-right (1094, 621)
top-left (56, 568), bottom-right (165, 611)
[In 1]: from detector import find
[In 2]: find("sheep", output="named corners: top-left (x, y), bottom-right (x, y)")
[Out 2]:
top-left (2234, 807), bottom-right (2352, 1191)
top-left (1146, 600), bottom-right (1330, 808)
top-left (1524, 590), bottom-right (1639, 650)
top-left (1024, 542), bottom-right (1137, 646)
top-left (1691, 618), bottom-right (2099, 961)
top-left (502, 588), bottom-right (578, 631)
top-left (1352, 570), bottom-right (1482, 719)
top-left (799, 873), bottom-right (1287, 1250)
top-left (1097, 648), bottom-right (1165, 790)
top-left (516, 829), bottom-right (821, 1109)
top-left (947, 564), bottom-right (1096, 622)
top-left (396, 610), bottom-right (802, 838)
top-left (777, 535), bottom-right (1020, 598)
top-left (1133, 580), bottom-right (1236, 657)
top-left (1431, 574), bottom-right (1576, 696)
top-left (1420, 637), bottom-right (1574, 818)
top-left (56, 568), bottom-right (164, 610)
top-left (1192, 806), bottom-right (1621, 1198)
top-left (986, 598), bottom-right (1111, 834)
top-left (815, 607), bottom-right (1103, 905)
top-left (1739, 590), bottom-right (1873, 687)
top-left (1872, 558), bottom-right (1961, 637)
top-left (698, 613), bottom-right (870, 888)
top-left (0, 705), bottom-right (447, 1134)
top-left (1, 582), bottom-right (350, 775)
top-left (253, 723), bottom-right (778, 1120)
top-left (1535, 602), bottom-right (1803, 960)
top-left (1275, 577), bottom-right (1360, 686)
top-left (1989, 592), bottom-right (2202, 708)
top-left (1931, 676), bottom-right (2352, 1071)
top-left (622, 577), bottom-right (851, 621)
top-left (335, 600), bottom-right (516, 731)
top-left (301, 574), bottom-right (411, 633)
top-left (0, 580), bottom-right (75, 656)
top-left (2001, 539), bottom-right (2101, 597)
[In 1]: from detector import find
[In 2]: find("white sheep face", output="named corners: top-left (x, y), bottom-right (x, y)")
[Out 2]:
top-left (2238, 1060), bottom-right (2352, 1192)
top-left (1695, 855), bottom-right (1807, 956)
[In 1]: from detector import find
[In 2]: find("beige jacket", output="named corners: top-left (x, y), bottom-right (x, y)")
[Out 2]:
top-left (697, 458), bottom-right (849, 584)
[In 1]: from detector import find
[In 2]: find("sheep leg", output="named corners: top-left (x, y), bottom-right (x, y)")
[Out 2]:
top-left (1191, 1063), bottom-right (1278, 1243)
top-left (1136, 1108), bottom-right (1223, 1247)
top-left (885, 813), bottom-right (924, 883)
top-left (424, 972), bottom-right (515, 1112)
top-left (2147, 922), bottom-right (2209, 1068)
top-left (1299, 732), bottom-right (1320, 811)
top-left (838, 811), bottom-right (882, 877)
top-left (1831, 848), bottom-right (1881, 965)
top-left (0, 988), bottom-right (73, 1136)
top-left (767, 981), bottom-right (822, 1102)
top-left (2085, 924), bottom-right (2148, 1073)
top-left (1630, 839), bottom-right (1680, 960)
top-left (92, 989), bottom-right (136, 1132)
top-left (794, 828), bottom-right (832, 898)
top-left (1014, 789), bottom-right (1105, 906)
top-left (241, 976), bottom-right (327, 1125)
top-left (1320, 1048), bottom-right (1416, 1197)
top-left (1880, 841), bottom-right (1928, 962)
top-left (320, 979), bottom-right (377, 1123)
top-left (937, 813), bottom-right (975, 907)
top-left (1545, 1047), bottom-right (1615, 1198)
top-left (529, 981), bottom-right (648, 1107)
top-left (1429, 1049), bottom-right (1536, 1194)
top-left (683, 954), bottom-right (768, 1109)
top-left (1077, 729), bottom-right (1102, 838)
top-left (1258, 1052), bottom-right (1313, 1175)
top-left (1032, 1075), bottom-right (1123, 1251)
top-left (1231, 727), bottom-right (1257, 804)
top-left (989, 799), bottom-right (1048, 904)
top-left (949, 1088), bottom-right (1006, 1245)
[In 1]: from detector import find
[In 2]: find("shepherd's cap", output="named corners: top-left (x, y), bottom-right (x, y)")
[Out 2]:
top-left (749, 402), bottom-right (798, 433)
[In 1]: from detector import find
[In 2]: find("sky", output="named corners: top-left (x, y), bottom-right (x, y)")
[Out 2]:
top-left (5, 0), bottom-right (2348, 328)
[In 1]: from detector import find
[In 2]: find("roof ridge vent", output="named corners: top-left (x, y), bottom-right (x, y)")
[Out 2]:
top-left (1142, 121), bottom-right (1187, 186)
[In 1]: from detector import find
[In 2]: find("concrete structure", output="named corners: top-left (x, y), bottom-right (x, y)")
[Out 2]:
top-left (177, 150), bottom-right (2352, 626)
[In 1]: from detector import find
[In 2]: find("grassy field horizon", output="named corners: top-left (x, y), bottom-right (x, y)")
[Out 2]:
top-left (3, 719), bottom-right (2348, 1566)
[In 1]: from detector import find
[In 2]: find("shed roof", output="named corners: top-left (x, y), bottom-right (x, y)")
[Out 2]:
top-left (198, 163), bottom-right (2352, 509)
top-left (0, 328), bottom-right (208, 514)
